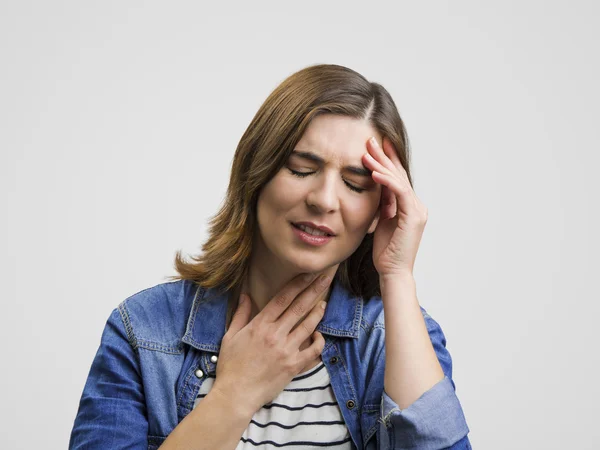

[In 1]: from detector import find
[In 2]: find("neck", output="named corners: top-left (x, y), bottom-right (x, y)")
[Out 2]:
top-left (235, 250), bottom-right (339, 323)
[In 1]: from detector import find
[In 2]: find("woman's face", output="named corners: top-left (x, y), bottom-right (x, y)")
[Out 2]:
top-left (253, 114), bottom-right (383, 274)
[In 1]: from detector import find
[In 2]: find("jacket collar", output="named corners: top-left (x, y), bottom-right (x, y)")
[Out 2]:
top-left (181, 274), bottom-right (363, 352)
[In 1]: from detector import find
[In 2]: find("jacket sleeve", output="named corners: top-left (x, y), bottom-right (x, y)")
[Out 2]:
top-left (69, 306), bottom-right (149, 449)
top-left (378, 308), bottom-right (471, 450)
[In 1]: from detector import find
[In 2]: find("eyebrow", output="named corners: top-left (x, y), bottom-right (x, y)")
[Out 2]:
top-left (290, 150), bottom-right (372, 177)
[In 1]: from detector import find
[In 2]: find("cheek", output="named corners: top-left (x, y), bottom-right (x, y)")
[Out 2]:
top-left (344, 197), bottom-right (379, 227)
top-left (257, 177), bottom-right (298, 219)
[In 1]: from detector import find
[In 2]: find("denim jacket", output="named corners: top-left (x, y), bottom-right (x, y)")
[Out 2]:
top-left (69, 276), bottom-right (471, 450)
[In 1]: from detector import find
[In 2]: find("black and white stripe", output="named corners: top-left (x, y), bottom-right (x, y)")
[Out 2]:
top-left (193, 361), bottom-right (352, 449)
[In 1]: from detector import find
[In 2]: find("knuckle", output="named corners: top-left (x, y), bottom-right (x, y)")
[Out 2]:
top-left (274, 292), bottom-right (292, 308)
top-left (300, 321), bottom-right (313, 336)
top-left (283, 360), bottom-right (297, 375)
top-left (264, 331), bottom-right (279, 348)
top-left (246, 322), bottom-right (258, 336)
top-left (271, 346), bottom-right (284, 361)
top-left (311, 280), bottom-right (324, 294)
top-left (289, 302), bottom-right (306, 317)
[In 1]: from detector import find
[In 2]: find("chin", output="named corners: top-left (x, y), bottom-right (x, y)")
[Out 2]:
top-left (291, 260), bottom-right (323, 272)
top-left (290, 255), bottom-right (337, 273)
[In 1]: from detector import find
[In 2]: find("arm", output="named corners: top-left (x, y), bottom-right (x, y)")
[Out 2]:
top-left (69, 307), bottom-right (255, 450)
top-left (159, 386), bottom-right (254, 450)
top-left (69, 308), bottom-right (149, 449)
top-left (378, 274), bottom-right (470, 450)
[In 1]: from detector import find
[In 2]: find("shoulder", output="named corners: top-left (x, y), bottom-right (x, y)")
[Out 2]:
top-left (116, 279), bottom-right (200, 352)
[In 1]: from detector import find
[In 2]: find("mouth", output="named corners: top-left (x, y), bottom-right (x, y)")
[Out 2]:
top-left (290, 222), bottom-right (335, 237)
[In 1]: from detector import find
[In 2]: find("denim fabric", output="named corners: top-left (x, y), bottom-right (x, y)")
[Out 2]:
top-left (69, 275), bottom-right (471, 450)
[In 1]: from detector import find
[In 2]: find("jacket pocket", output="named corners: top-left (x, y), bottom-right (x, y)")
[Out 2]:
top-left (148, 435), bottom-right (167, 450)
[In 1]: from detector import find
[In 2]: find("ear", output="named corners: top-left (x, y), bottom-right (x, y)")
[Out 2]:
top-left (367, 208), bottom-right (380, 234)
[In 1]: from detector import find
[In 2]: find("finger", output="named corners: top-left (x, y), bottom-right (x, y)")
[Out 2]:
top-left (258, 272), bottom-right (320, 323)
top-left (380, 185), bottom-right (397, 221)
top-left (381, 136), bottom-right (410, 183)
top-left (225, 293), bottom-right (252, 337)
top-left (367, 136), bottom-right (398, 174)
top-left (363, 152), bottom-right (392, 178)
top-left (287, 300), bottom-right (327, 348)
top-left (372, 171), bottom-right (412, 214)
top-left (276, 273), bottom-right (332, 334)
top-left (297, 331), bottom-right (326, 367)
top-left (364, 152), bottom-right (398, 220)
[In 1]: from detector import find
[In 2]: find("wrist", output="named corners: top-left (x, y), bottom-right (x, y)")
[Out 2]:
top-left (209, 382), bottom-right (257, 422)
top-left (380, 272), bottom-right (415, 288)
top-left (379, 272), bottom-right (418, 306)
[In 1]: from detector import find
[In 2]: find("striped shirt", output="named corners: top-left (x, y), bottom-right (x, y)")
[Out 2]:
top-left (193, 360), bottom-right (353, 448)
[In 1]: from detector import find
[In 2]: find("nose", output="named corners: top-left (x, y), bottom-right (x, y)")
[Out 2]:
top-left (305, 172), bottom-right (340, 213)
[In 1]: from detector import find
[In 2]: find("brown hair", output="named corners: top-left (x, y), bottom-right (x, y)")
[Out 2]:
top-left (166, 63), bottom-right (413, 326)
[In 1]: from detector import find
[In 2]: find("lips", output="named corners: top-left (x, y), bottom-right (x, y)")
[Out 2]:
top-left (291, 222), bottom-right (335, 237)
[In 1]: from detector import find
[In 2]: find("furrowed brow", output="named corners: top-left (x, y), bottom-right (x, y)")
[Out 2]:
top-left (290, 150), bottom-right (372, 177)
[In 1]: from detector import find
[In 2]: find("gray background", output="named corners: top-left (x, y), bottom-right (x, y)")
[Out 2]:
top-left (2, 1), bottom-right (598, 448)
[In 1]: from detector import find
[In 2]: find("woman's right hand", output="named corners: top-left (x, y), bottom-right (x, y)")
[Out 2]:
top-left (211, 271), bottom-right (334, 417)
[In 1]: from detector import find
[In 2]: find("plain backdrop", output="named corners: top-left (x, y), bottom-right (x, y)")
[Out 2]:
top-left (2, 1), bottom-right (599, 448)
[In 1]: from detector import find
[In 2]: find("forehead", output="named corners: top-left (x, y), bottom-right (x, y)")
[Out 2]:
top-left (295, 114), bottom-right (382, 161)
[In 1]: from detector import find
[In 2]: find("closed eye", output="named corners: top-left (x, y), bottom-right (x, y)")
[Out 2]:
top-left (287, 168), bottom-right (366, 193)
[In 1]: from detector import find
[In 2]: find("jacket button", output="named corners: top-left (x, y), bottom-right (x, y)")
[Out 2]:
top-left (346, 400), bottom-right (355, 409)
top-left (194, 369), bottom-right (204, 378)
top-left (210, 355), bottom-right (218, 363)
top-left (329, 356), bottom-right (339, 364)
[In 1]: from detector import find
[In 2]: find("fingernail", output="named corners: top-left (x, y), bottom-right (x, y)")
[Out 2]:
top-left (319, 275), bottom-right (331, 287)
top-left (370, 136), bottom-right (378, 146)
top-left (320, 301), bottom-right (327, 310)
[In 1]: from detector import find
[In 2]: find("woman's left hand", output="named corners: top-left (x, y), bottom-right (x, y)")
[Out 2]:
top-left (362, 136), bottom-right (428, 278)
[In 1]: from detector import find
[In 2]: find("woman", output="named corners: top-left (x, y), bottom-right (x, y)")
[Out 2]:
top-left (69, 64), bottom-right (471, 449)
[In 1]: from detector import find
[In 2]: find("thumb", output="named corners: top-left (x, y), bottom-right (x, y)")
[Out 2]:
top-left (227, 293), bottom-right (252, 336)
